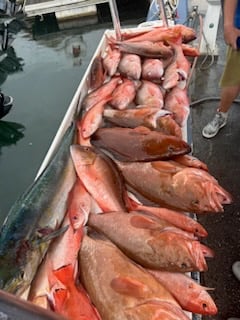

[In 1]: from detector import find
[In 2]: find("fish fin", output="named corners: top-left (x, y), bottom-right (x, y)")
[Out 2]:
top-left (36, 224), bottom-right (69, 244)
top-left (53, 287), bottom-right (68, 311)
top-left (130, 215), bottom-right (158, 230)
top-left (201, 244), bottom-right (215, 258)
top-left (53, 264), bottom-right (74, 286)
top-left (111, 276), bottom-right (149, 298)
top-left (151, 161), bottom-right (178, 173)
top-left (202, 286), bottom-right (215, 291)
top-left (132, 126), bottom-right (151, 134)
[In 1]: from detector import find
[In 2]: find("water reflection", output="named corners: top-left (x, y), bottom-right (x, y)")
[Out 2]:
top-left (32, 13), bottom-right (59, 39)
top-left (0, 18), bottom-right (24, 85)
top-left (0, 120), bottom-right (25, 153)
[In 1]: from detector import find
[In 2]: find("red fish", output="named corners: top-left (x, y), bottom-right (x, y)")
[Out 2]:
top-left (118, 53), bottom-right (142, 80)
top-left (124, 25), bottom-right (196, 44)
top-left (102, 45), bottom-right (121, 77)
top-left (115, 159), bottom-right (232, 213)
top-left (70, 145), bottom-right (127, 212)
top-left (80, 96), bottom-right (111, 138)
top-left (103, 107), bottom-right (183, 138)
top-left (91, 126), bottom-right (191, 162)
top-left (172, 154), bottom-right (209, 171)
top-left (103, 106), bottom-right (163, 128)
top-left (79, 234), bottom-right (191, 320)
top-left (136, 80), bottom-right (164, 108)
top-left (182, 43), bottom-right (200, 57)
top-left (166, 35), bottom-right (191, 84)
top-left (87, 211), bottom-right (208, 272)
top-left (67, 178), bottom-right (91, 231)
top-left (76, 119), bottom-right (91, 147)
top-left (80, 96), bottom-right (112, 139)
top-left (52, 264), bottom-right (101, 320)
top-left (162, 60), bottom-right (179, 90)
top-left (28, 179), bottom-right (90, 308)
top-left (141, 58), bottom-right (164, 82)
top-left (164, 87), bottom-right (190, 127)
top-left (82, 76), bottom-right (121, 111)
top-left (110, 79), bottom-right (138, 110)
top-left (129, 203), bottom-right (208, 238)
top-left (155, 112), bottom-right (183, 138)
top-left (148, 270), bottom-right (218, 315)
top-left (88, 55), bottom-right (105, 91)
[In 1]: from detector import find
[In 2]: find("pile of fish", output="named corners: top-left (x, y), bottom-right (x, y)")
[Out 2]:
top-left (0, 24), bottom-right (233, 320)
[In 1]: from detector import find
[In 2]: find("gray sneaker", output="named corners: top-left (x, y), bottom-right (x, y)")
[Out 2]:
top-left (232, 261), bottom-right (240, 281)
top-left (202, 112), bottom-right (228, 138)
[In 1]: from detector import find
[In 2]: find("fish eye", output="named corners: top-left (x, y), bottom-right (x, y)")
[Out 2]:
top-left (192, 199), bottom-right (199, 205)
top-left (202, 303), bottom-right (208, 309)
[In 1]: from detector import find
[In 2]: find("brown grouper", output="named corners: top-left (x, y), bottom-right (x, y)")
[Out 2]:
top-left (91, 126), bottom-right (191, 162)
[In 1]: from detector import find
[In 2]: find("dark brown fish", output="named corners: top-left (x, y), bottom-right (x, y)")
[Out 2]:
top-left (112, 39), bottom-right (174, 59)
top-left (91, 126), bottom-right (191, 162)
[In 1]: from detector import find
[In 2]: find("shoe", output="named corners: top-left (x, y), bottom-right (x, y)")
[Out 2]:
top-left (232, 261), bottom-right (240, 281)
top-left (3, 94), bottom-right (13, 107)
top-left (0, 93), bottom-right (13, 119)
top-left (202, 111), bottom-right (228, 138)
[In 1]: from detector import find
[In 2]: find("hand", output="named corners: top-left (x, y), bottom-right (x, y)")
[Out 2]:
top-left (224, 25), bottom-right (240, 49)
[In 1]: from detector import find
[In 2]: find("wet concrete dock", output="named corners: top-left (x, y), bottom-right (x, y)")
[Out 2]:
top-left (190, 16), bottom-right (240, 319)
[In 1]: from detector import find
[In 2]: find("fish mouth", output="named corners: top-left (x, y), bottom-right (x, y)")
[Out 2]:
top-left (196, 291), bottom-right (218, 315)
top-left (206, 182), bottom-right (232, 212)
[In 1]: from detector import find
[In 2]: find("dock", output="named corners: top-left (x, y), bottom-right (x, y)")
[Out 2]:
top-left (23, 0), bottom-right (111, 20)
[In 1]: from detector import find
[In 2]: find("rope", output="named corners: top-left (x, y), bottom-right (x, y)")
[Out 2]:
top-left (190, 97), bottom-right (240, 107)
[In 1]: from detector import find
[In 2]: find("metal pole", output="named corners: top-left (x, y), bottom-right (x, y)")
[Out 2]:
top-left (156, 0), bottom-right (168, 27)
top-left (109, 0), bottom-right (121, 40)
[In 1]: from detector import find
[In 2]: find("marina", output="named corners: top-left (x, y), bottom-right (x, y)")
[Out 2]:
top-left (0, 0), bottom-right (240, 319)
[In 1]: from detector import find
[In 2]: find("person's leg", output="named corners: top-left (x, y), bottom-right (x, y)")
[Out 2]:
top-left (202, 47), bottom-right (240, 138)
top-left (218, 85), bottom-right (240, 113)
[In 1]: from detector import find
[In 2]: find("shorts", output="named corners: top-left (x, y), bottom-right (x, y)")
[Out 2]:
top-left (220, 46), bottom-right (240, 87)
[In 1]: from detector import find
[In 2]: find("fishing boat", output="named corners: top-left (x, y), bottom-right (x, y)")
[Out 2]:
top-left (0, 3), bottom-right (230, 318)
